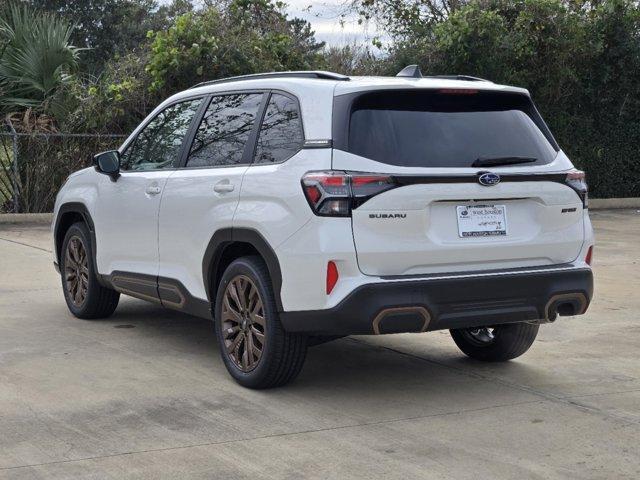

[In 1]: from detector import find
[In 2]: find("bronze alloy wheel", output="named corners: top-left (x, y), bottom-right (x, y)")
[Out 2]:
top-left (221, 275), bottom-right (266, 372)
top-left (64, 235), bottom-right (89, 307)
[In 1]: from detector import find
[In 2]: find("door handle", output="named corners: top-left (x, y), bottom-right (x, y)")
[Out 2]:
top-left (213, 182), bottom-right (235, 193)
top-left (145, 185), bottom-right (161, 195)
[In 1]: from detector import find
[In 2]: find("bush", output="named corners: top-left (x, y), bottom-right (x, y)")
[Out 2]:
top-left (321, 43), bottom-right (387, 75)
top-left (384, 0), bottom-right (640, 198)
top-left (1, 132), bottom-right (125, 212)
top-left (63, 51), bottom-right (159, 134)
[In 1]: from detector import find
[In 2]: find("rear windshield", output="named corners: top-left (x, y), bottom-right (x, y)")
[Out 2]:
top-left (346, 91), bottom-right (558, 168)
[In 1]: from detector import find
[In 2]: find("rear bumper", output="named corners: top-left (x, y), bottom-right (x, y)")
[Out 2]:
top-left (280, 266), bottom-right (593, 335)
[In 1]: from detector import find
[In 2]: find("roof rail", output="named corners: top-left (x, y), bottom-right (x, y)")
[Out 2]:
top-left (190, 71), bottom-right (350, 89)
top-left (429, 75), bottom-right (492, 83)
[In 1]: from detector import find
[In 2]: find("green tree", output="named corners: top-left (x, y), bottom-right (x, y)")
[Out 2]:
top-left (379, 0), bottom-right (640, 197)
top-left (322, 43), bottom-right (387, 75)
top-left (25, 0), bottom-right (192, 71)
top-left (63, 51), bottom-right (158, 134)
top-left (146, 0), bottom-right (325, 96)
top-left (352, 0), bottom-right (466, 42)
top-left (0, 3), bottom-right (81, 119)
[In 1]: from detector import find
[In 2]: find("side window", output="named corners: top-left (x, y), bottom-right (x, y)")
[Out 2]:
top-left (254, 94), bottom-right (304, 164)
top-left (186, 93), bottom-right (263, 168)
top-left (120, 99), bottom-right (202, 171)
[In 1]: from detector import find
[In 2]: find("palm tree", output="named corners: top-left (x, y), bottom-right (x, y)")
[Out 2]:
top-left (0, 3), bottom-right (81, 118)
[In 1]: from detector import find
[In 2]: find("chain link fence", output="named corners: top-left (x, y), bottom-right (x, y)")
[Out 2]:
top-left (0, 126), bottom-right (126, 213)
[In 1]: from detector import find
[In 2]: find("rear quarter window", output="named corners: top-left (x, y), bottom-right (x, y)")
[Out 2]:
top-left (253, 93), bottom-right (304, 164)
top-left (338, 90), bottom-right (558, 168)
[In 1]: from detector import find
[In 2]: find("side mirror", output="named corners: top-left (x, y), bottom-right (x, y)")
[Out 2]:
top-left (93, 150), bottom-right (120, 181)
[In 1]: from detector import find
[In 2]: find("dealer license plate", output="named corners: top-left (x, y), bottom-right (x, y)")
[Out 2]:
top-left (456, 205), bottom-right (507, 237)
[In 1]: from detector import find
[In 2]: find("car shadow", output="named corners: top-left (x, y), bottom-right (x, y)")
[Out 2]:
top-left (105, 298), bottom-right (548, 402)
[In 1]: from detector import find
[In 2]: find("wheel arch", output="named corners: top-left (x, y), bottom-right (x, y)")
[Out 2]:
top-left (203, 228), bottom-right (283, 311)
top-left (54, 202), bottom-right (105, 285)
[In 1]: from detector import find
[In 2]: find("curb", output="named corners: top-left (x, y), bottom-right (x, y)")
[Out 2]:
top-left (1, 198), bottom-right (639, 224)
top-left (0, 213), bottom-right (53, 224)
top-left (588, 198), bottom-right (640, 210)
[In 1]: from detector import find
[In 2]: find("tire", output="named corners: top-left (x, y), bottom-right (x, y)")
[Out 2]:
top-left (450, 322), bottom-right (539, 362)
top-left (214, 256), bottom-right (307, 389)
top-left (60, 222), bottom-right (119, 319)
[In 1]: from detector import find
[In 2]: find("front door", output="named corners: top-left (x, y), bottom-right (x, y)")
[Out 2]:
top-left (94, 98), bottom-right (203, 281)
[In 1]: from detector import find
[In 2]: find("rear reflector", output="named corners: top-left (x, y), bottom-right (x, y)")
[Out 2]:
top-left (585, 246), bottom-right (593, 266)
top-left (326, 261), bottom-right (339, 294)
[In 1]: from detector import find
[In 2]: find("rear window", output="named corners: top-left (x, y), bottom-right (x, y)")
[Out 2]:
top-left (346, 91), bottom-right (558, 168)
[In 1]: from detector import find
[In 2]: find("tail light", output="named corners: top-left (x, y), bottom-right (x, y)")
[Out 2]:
top-left (565, 170), bottom-right (588, 208)
top-left (301, 171), bottom-right (397, 217)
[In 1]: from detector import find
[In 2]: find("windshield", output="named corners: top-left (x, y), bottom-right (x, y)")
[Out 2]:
top-left (346, 91), bottom-right (558, 168)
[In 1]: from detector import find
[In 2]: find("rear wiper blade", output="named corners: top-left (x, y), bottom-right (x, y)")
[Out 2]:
top-left (472, 156), bottom-right (537, 168)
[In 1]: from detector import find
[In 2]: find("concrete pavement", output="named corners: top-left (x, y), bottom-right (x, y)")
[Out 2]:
top-left (0, 211), bottom-right (639, 479)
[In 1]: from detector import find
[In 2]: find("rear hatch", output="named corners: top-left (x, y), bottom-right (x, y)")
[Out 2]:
top-left (332, 88), bottom-right (585, 276)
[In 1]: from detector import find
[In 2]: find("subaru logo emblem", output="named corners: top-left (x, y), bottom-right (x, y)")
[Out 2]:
top-left (478, 172), bottom-right (500, 186)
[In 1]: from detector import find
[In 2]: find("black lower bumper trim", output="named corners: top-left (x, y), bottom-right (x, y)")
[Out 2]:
top-left (280, 267), bottom-right (593, 335)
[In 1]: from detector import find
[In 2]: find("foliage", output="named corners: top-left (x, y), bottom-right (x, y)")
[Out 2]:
top-left (376, 0), bottom-right (640, 198)
top-left (63, 51), bottom-right (159, 134)
top-left (321, 43), bottom-right (387, 75)
top-left (0, 132), bottom-right (125, 212)
top-left (0, 3), bottom-right (81, 119)
top-left (2, 0), bottom-right (640, 202)
top-left (353, 0), bottom-right (466, 41)
top-left (23, 0), bottom-right (193, 72)
top-left (145, 0), bottom-right (325, 96)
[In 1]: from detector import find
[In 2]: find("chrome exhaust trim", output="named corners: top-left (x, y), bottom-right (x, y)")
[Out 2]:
top-left (372, 306), bottom-right (431, 335)
top-left (543, 293), bottom-right (588, 323)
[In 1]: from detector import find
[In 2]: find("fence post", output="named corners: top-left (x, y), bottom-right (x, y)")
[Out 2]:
top-left (6, 120), bottom-right (20, 213)
top-left (11, 132), bottom-right (19, 213)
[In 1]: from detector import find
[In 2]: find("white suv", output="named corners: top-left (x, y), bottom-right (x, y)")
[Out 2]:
top-left (53, 67), bottom-right (594, 388)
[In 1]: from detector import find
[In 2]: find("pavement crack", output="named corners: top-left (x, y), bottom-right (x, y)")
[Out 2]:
top-left (0, 236), bottom-right (51, 253)
top-left (563, 388), bottom-right (640, 399)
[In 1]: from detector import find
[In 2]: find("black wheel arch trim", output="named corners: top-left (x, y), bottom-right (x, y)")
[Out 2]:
top-left (202, 228), bottom-right (283, 311)
top-left (54, 202), bottom-right (108, 286)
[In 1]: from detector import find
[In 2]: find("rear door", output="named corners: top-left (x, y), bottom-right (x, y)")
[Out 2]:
top-left (158, 92), bottom-right (265, 301)
top-left (332, 89), bottom-right (585, 276)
